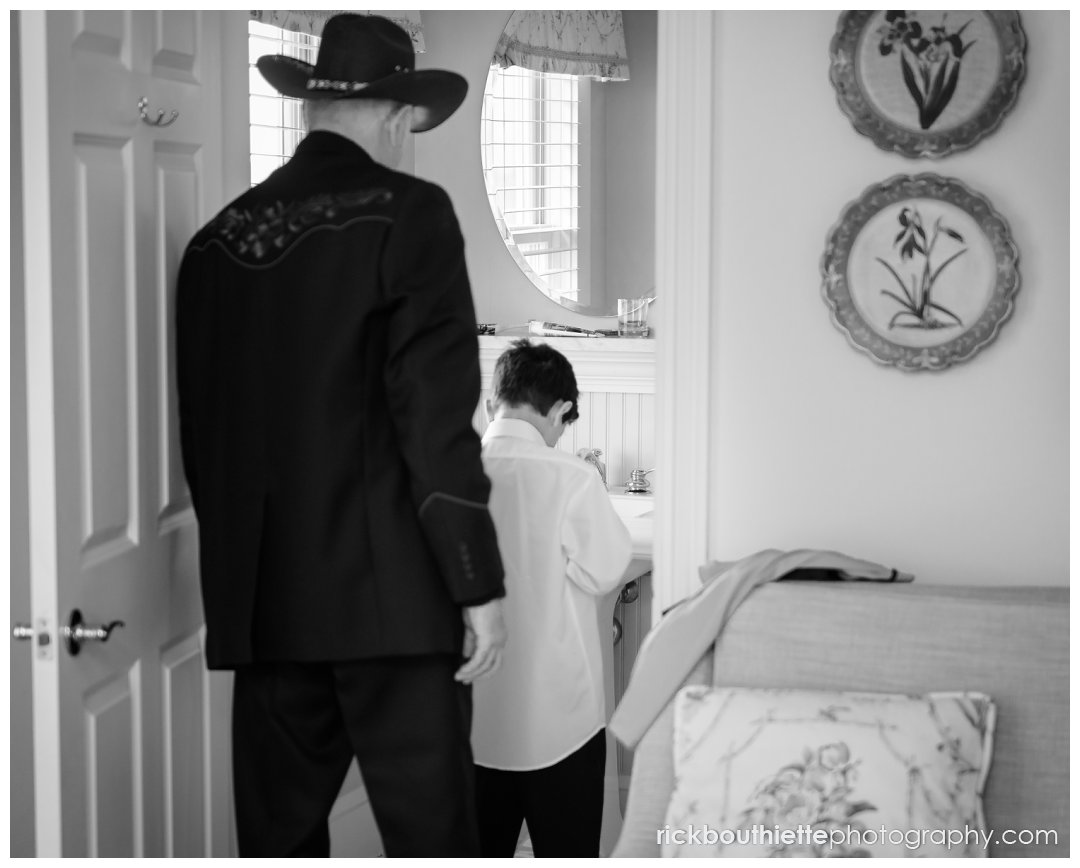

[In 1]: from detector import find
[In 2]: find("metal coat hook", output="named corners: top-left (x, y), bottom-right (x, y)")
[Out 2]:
top-left (138, 96), bottom-right (179, 127)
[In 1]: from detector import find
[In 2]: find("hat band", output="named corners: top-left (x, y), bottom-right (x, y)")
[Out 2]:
top-left (307, 78), bottom-right (372, 92)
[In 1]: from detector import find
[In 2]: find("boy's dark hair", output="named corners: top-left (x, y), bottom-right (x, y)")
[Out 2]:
top-left (490, 339), bottom-right (579, 424)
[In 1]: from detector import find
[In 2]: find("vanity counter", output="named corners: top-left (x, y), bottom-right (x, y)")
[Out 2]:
top-left (601, 490), bottom-right (653, 857)
top-left (609, 489), bottom-right (654, 560)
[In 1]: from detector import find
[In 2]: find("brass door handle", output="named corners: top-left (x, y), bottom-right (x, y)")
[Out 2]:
top-left (62, 609), bottom-right (125, 656)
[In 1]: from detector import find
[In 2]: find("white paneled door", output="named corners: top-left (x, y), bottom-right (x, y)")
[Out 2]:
top-left (18, 10), bottom-right (232, 856)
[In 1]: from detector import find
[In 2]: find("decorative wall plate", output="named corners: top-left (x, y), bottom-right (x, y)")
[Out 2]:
top-left (829, 11), bottom-right (1026, 158)
top-left (821, 174), bottom-right (1019, 371)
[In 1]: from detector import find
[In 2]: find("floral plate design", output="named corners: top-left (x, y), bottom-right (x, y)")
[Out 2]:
top-left (821, 174), bottom-right (1019, 372)
top-left (829, 11), bottom-right (1026, 158)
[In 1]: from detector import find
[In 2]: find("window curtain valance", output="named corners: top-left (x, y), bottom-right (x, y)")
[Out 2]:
top-left (493, 10), bottom-right (629, 81)
top-left (250, 10), bottom-right (426, 52)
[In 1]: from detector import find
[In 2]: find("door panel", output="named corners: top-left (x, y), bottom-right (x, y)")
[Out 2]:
top-left (161, 633), bottom-right (208, 856)
top-left (74, 134), bottom-right (138, 559)
top-left (20, 10), bottom-right (231, 856)
top-left (85, 666), bottom-right (141, 857)
top-left (153, 11), bottom-right (198, 80)
top-left (71, 11), bottom-right (127, 64)
top-left (154, 144), bottom-right (199, 530)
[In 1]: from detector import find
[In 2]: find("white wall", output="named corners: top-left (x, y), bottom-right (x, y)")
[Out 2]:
top-left (603, 10), bottom-right (658, 311)
top-left (707, 11), bottom-right (1069, 585)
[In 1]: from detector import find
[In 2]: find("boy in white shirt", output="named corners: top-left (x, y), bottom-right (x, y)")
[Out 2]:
top-left (471, 339), bottom-right (633, 856)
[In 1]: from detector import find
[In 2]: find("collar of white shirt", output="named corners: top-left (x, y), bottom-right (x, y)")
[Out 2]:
top-left (482, 417), bottom-right (547, 446)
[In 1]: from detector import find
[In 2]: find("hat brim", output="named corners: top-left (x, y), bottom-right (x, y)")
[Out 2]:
top-left (257, 55), bottom-right (467, 132)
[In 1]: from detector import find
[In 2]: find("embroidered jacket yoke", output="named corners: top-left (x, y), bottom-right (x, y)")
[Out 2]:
top-left (176, 131), bottom-right (505, 669)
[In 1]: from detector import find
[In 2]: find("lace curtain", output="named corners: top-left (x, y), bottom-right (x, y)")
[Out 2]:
top-left (249, 10), bottom-right (426, 52)
top-left (493, 10), bottom-right (629, 81)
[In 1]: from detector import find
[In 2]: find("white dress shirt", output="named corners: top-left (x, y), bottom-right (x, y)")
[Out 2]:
top-left (472, 417), bottom-right (633, 770)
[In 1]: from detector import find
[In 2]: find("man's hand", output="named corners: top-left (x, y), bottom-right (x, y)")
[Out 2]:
top-left (455, 599), bottom-right (507, 684)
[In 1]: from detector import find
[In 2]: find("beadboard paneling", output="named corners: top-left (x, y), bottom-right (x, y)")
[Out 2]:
top-left (476, 336), bottom-right (656, 490)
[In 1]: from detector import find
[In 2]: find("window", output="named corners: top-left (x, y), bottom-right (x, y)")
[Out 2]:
top-left (247, 21), bottom-right (321, 186)
top-left (481, 66), bottom-right (582, 302)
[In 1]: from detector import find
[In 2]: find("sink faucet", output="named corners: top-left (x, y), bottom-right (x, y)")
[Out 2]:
top-left (576, 448), bottom-right (607, 487)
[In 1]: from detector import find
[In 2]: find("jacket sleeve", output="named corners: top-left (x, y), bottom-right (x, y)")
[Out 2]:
top-left (562, 469), bottom-right (633, 595)
top-left (381, 182), bottom-right (505, 606)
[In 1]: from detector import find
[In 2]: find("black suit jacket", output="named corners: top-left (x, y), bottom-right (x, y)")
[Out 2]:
top-left (176, 132), bottom-right (505, 669)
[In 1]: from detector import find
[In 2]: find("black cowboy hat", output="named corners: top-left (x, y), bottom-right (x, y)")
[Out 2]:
top-left (256, 14), bottom-right (467, 132)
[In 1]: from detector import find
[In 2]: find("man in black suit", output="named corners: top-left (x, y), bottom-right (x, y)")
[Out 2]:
top-left (176, 14), bottom-right (507, 857)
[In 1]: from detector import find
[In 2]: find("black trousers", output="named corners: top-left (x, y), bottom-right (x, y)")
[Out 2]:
top-left (474, 728), bottom-right (607, 857)
top-left (231, 655), bottom-right (479, 857)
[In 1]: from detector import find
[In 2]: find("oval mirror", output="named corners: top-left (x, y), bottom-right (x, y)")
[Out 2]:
top-left (480, 11), bottom-right (657, 318)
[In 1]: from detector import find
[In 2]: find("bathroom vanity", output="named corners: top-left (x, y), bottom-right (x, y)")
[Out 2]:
top-left (601, 489), bottom-right (654, 855)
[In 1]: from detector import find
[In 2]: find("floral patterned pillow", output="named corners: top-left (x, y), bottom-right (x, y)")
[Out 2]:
top-left (661, 687), bottom-right (995, 858)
